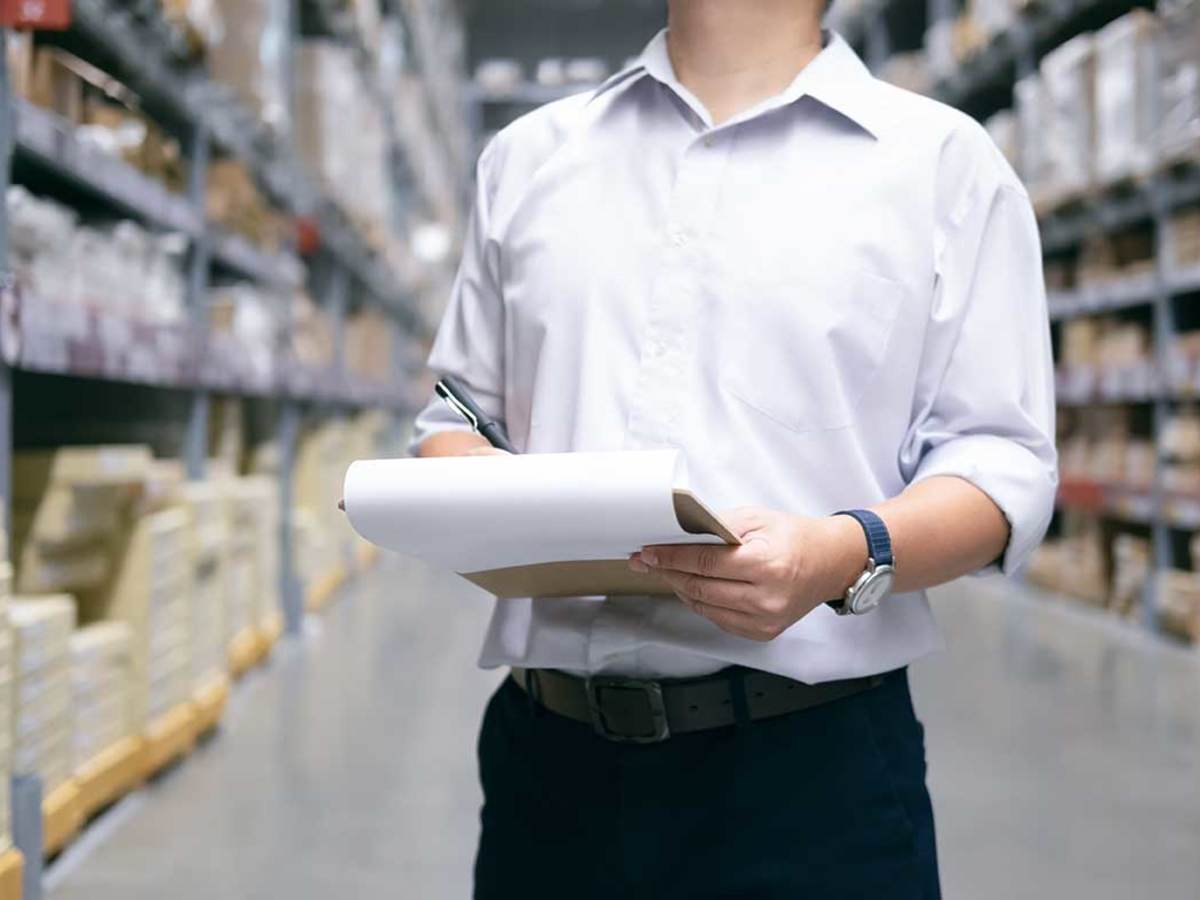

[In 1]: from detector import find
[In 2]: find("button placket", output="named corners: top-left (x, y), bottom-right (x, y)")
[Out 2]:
top-left (625, 138), bottom-right (730, 450)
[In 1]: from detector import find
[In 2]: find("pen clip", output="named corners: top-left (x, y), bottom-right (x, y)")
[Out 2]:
top-left (435, 383), bottom-right (480, 431)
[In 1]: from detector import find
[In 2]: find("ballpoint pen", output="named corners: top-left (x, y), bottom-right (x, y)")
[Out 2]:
top-left (434, 375), bottom-right (518, 454)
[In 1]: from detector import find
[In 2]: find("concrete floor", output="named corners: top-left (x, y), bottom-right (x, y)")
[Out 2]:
top-left (46, 559), bottom-right (1200, 900)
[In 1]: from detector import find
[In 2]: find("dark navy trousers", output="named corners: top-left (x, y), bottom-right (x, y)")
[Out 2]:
top-left (474, 668), bottom-right (940, 899)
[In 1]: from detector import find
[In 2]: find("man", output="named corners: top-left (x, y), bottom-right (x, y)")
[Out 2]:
top-left (414, 0), bottom-right (1056, 896)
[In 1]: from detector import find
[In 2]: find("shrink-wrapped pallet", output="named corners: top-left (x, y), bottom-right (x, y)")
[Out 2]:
top-left (1040, 35), bottom-right (1096, 202)
top-left (1094, 11), bottom-right (1161, 185)
top-left (10, 595), bottom-right (76, 796)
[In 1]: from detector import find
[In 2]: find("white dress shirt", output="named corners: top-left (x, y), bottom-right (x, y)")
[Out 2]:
top-left (411, 30), bottom-right (1057, 683)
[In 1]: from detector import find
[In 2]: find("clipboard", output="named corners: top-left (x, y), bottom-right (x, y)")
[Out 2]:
top-left (462, 489), bottom-right (741, 598)
top-left (342, 450), bottom-right (741, 599)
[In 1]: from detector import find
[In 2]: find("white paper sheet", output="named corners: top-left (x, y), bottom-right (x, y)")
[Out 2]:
top-left (341, 449), bottom-right (723, 572)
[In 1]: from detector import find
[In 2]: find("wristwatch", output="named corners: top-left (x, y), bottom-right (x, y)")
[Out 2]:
top-left (826, 509), bottom-right (895, 616)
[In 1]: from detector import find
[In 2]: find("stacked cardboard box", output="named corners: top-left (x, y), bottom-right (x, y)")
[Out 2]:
top-left (79, 507), bottom-right (192, 731)
top-left (345, 307), bottom-right (395, 383)
top-left (967, 6), bottom-right (1200, 200)
top-left (295, 420), bottom-right (355, 588)
top-left (1174, 208), bottom-right (1200, 268)
top-left (207, 0), bottom-right (290, 136)
top-left (69, 623), bottom-right (134, 771)
top-left (10, 596), bottom-right (76, 797)
top-left (1109, 534), bottom-right (1151, 618)
top-left (1160, 407), bottom-right (1200, 493)
top-left (1025, 514), bottom-right (1109, 603)
top-left (176, 482), bottom-right (228, 692)
top-left (12, 446), bottom-right (152, 597)
top-left (1058, 405), bottom-right (1155, 489)
top-left (294, 40), bottom-right (390, 242)
top-left (223, 487), bottom-right (259, 649)
top-left (1158, 0), bottom-right (1200, 163)
top-left (228, 477), bottom-right (280, 638)
top-left (206, 159), bottom-right (291, 251)
top-left (290, 290), bottom-right (336, 370)
top-left (1158, 544), bottom-right (1200, 641)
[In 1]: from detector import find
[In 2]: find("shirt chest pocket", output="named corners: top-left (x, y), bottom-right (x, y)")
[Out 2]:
top-left (724, 269), bottom-right (906, 433)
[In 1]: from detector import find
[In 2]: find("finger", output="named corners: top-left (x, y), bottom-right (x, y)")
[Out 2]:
top-left (687, 601), bottom-right (777, 642)
top-left (639, 543), bottom-right (757, 581)
top-left (655, 569), bottom-right (755, 612)
top-left (463, 447), bottom-right (510, 457)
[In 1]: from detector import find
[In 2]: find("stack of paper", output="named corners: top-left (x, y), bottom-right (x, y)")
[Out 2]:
top-left (10, 595), bottom-right (76, 796)
top-left (69, 623), bottom-right (134, 769)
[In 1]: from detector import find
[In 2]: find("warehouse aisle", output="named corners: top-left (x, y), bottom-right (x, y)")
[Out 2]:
top-left (46, 559), bottom-right (503, 900)
top-left (47, 563), bottom-right (1200, 900)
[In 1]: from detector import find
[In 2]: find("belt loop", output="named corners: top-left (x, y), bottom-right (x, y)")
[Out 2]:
top-left (728, 667), bottom-right (750, 727)
top-left (526, 669), bottom-right (544, 719)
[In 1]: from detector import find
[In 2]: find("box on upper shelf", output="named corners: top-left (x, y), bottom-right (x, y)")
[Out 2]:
top-left (1158, 0), bottom-right (1200, 165)
top-left (1094, 10), bottom-right (1161, 185)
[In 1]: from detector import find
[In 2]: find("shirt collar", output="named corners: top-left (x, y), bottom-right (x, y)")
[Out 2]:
top-left (590, 28), bottom-right (882, 140)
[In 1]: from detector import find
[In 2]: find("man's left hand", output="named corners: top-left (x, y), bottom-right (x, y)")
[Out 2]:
top-left (629, 508), bottom-right (867, 642)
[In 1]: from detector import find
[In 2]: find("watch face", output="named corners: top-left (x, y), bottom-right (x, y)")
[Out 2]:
top-left (853, 569), bottom-right (894, 613)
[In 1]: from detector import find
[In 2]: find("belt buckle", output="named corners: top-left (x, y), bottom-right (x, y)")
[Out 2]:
top-left (584, 677), bottom-right (671, 743)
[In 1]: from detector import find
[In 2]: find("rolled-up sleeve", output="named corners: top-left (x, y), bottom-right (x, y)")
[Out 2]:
top-left (899, 162), bottom-right (1058, 576)
top-left (409, 139), bottom-right (506, 454)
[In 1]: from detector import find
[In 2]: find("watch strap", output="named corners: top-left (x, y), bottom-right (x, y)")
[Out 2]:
top-left (833, 509), bottom-right (893, 567)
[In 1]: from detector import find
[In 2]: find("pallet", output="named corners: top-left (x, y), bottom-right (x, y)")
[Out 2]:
top-left (305, 564), bottom-right (347, 613)
top-left (0, 848), bottom-right (22, 900)
top-left (141, 702), bottom-right (197, 780)
top-left (191, 672), bottom-right (230, 739)
top-left (227, 625), bottom-right (261, 680)
top-left (75, 736), bottom-right (146, 822)
top-left (42, 780), bottom-right (82, 857)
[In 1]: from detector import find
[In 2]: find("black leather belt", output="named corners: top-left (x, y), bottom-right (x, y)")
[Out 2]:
top-left (510, 666), bottom-right (886, 744)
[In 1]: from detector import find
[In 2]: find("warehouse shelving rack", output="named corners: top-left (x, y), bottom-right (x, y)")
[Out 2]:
top-left (0, 0), bottom-right (450, 892)
top-left (0, 0), bottom-right (433, 622)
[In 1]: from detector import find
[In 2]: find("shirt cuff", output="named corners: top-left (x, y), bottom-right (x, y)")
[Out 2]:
top-left (406, 394), bottom-right (476, 456)
top-left (910, 434), bottom-right (1057, 576)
